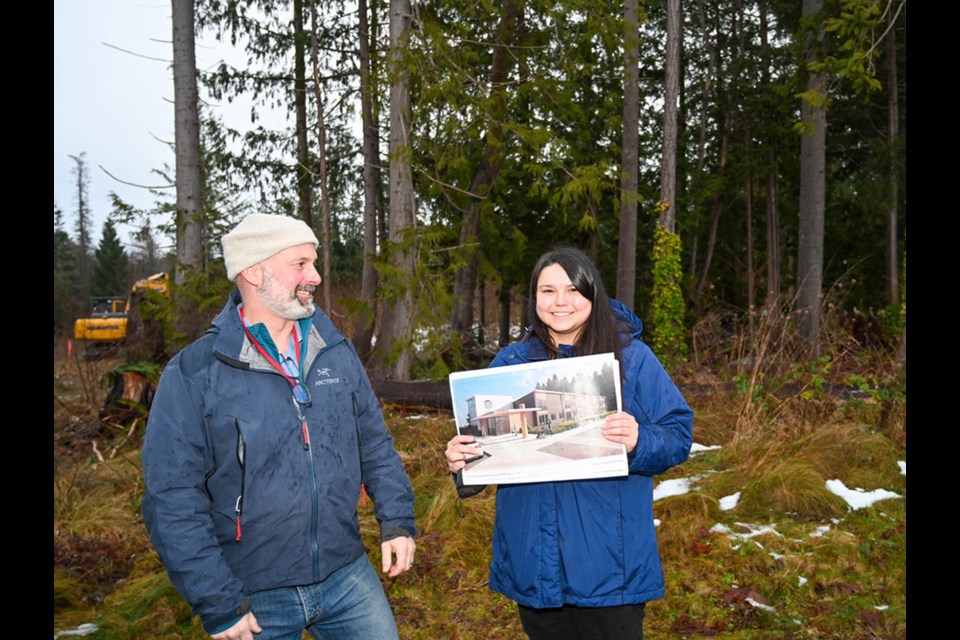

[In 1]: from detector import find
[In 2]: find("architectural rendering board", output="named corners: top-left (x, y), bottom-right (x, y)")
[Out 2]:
top-left (449, 353), bottom-right (628, 485)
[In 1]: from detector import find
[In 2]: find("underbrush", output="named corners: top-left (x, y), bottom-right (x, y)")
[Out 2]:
top-left (53, 326), bottom-right (905, 640)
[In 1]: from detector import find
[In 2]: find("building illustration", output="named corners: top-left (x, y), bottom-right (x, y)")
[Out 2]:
top-left (464, 388), bottom-right (609, 439)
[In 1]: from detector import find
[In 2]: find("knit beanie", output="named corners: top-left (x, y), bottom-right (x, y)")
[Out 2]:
top-left (222, 213), bottom-right (319, 281)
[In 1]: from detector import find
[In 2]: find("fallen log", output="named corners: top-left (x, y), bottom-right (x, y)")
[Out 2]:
top-left (370, 379), bottom-right (452, 411)
top-left (369, 379), bottom-right (876, 411)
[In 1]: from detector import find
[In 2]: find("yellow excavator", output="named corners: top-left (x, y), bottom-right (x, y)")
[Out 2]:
top-left (74, 272), bottom-right (170, 359)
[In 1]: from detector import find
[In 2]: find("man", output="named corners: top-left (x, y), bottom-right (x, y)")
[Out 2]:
top-left (142, 213), bottom-right (416, 640)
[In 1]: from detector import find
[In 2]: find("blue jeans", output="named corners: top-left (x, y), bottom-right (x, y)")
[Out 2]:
top-left (246, 554), bottom-right (400, 640)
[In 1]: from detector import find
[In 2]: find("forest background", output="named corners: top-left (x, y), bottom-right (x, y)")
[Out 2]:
top-left (54, 0), bottom-right (906, 375)
top-left (53, 1), bottom-right (907, 638)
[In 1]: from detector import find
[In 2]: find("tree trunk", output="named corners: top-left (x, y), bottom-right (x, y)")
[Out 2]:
top-left (172, 0), bottom-right (204, 341)
top-left (308, 0), bottom-right (333, 313)
top-left (687, 0), bottom-right (715, 285)
top-left (694, 116), bottom-right (729, 311)
top-left (498, 285), bottom-right (512, 348)
top-left (294, 0), bottom-right (314, 228)
top-left (759, 0), bottom-right (780, 319)
top-left (797, 0), bottom-right (826, 356)
top-left (370, 378), bottom-right (452, 411)
top-left (451, 0), bottom-right (523, 343)
top-left (886, 11), bottom-right (899, 307)
top-left (745, 158), bottom-right (755, 340)
top-left (351, 0), bottom-right (382, 358)
top-left (69, 153), bottom-right (93, 296)
top-left (659, 0), bottom-right (681, 232)
top-left (372, 0), bottom-right (417, 380)
top-left (617, 0), bottom-right (640, 308)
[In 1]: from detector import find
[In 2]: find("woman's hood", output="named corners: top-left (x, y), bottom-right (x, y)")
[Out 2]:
top-left (609, 298), bottom-right (644, 338)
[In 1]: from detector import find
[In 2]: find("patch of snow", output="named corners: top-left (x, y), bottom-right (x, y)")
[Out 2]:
top-left (746, 597), bottom-right (776, 612)
top-left (809, 525), bottom-right (831, 538)
top-left (898, 460), bottom-right (906, 475)
top-left (731, 522), bottom-right (782, 540)
top-left (690, 442), bottom-right (721, 455)
top-left (874, 605), bottom-right (889, 611)
top-left (712, 522), bottom-right (782, 545)
top-left (654, 518), bottom-right (661, 527)
top-left (54, 624), bottom-right (99, 639)
top-left (769, 552), bottom-right (785, 560)
top-left (825, 479), bottom-right (902, 510)
top-left (798, 576), bottom-right (808, 587)
top-left (719, 491), bottom-right (741, 511)
top-left (653, 477), bottom-right (694, 501)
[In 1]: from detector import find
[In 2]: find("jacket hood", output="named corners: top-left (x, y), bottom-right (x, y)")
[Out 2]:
top-left (609, 298), bottom-right (643, 338)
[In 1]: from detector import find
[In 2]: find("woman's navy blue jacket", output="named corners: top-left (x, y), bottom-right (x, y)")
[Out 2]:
top-left (141, 290), bottom-right (416, 633)
top-left (486, 300), bottom-right (693, 608)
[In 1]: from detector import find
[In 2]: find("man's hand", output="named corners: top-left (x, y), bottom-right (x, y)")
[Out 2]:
top-left (211, 611), bottom-right (261, 640)
top-left (382, 536), bottom-right (416, 577)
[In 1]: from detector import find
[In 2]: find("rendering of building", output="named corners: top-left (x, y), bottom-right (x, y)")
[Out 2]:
top-left (465, 388), bottom-right (610, 439)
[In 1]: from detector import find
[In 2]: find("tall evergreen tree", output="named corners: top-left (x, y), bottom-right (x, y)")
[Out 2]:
top-left (796, 0), bottom-right (826, 356)
top-left (54, 202), bottom-right (81, 335)
top-left (92, 219), bottom-right (130, 296)
top-left (69, 152), bottom-right (93, 296)
top-left (172, 0), bottom-right (205, 341)
top-left (371, 0), bottom-right (418, 380)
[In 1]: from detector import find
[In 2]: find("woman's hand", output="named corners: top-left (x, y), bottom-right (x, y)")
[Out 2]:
top-left (445, 435), bottom-right (482, 474)
top-left (602, 412), bottom-right (639, 453)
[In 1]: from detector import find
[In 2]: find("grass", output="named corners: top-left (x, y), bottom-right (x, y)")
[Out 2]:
top-left (53, 346), bottom-right (906, 640)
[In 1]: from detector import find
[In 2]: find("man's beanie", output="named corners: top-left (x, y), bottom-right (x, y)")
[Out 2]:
top-left (222, 213), bottom-right (319, 281)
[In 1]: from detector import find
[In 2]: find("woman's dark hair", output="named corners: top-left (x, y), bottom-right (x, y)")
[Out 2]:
top-left (525, 246), bottom-right (632, 360)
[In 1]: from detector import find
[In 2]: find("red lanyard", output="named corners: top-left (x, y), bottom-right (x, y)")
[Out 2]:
top-left (238, 307), bottom-right (302, 382)
top-left (238, 307), bottom-right (310, 450)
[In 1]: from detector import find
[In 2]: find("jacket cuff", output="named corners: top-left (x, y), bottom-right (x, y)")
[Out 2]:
top-left (453, 469), bottom-right (486, 499)
top-left (202, 596), bottom-right (252, 635)
top-left (381, 524), bottom-right (417, 541)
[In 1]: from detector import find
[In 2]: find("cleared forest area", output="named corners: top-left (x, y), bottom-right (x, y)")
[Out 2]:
top-left (54, 319), bottom-right (905, 640)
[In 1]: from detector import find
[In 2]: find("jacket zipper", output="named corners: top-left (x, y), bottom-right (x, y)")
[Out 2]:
top-left (234, 419), bottom-right (246, 542)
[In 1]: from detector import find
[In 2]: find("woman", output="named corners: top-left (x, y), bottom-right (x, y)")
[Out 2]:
top-left (445, 246), bottom-right (693, 640)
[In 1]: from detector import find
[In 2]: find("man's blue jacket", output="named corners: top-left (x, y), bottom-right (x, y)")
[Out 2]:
top-left (141, 290), bottom-right (416, 633)
top-left (485, 300), bottom-right (693, 609)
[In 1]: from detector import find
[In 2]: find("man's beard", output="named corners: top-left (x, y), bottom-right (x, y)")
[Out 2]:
top-left (257, 266), bottom-right (316, 320)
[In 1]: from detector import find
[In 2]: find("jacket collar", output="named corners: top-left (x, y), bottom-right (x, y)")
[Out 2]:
top-left (209, 289), bottom-right (339, 370)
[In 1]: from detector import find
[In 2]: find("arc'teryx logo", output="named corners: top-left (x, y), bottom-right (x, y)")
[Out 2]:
top-left (314, 367), bottom-right (341, 386)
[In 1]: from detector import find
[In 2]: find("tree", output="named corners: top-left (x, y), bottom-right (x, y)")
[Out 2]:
top-left (92, 219), bottom-right (129, 296)
top-left (128, 218), bottom-right (166, 280)
top-left (293, 0), bottom-right (314, 227)
top-left (308, 0), bottom-right (334, 312)
top-left (54, 202), bottom-right (81, 335)
top-left (659, 0), bottom-right (681, 234)
top-left (759, 0), bottom-right (783, 321)
top-left (796, 0), bottom-right (827, 356)
top-left (69, 152), bottom-right (93, 296)
top-left (371, 0), bottom-right (418, 380)
top-left (651, 0), bottom-right (687, 365)
top-left (885, 2), bottom-right (901, 307)
top-left (616, 0), bottom-right (641, 310)
top-left (450, 0), bottom-right (524, 346)
top-left (351, 0), bottom-right (384, 359)
top-left (172, 0), bottom-right (205, 341)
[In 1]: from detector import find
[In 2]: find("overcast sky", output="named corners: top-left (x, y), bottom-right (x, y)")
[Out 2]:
top-left (54, 1), bottom-right (176, 245)
top-left (53, 0), bottom-right (270, 248)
